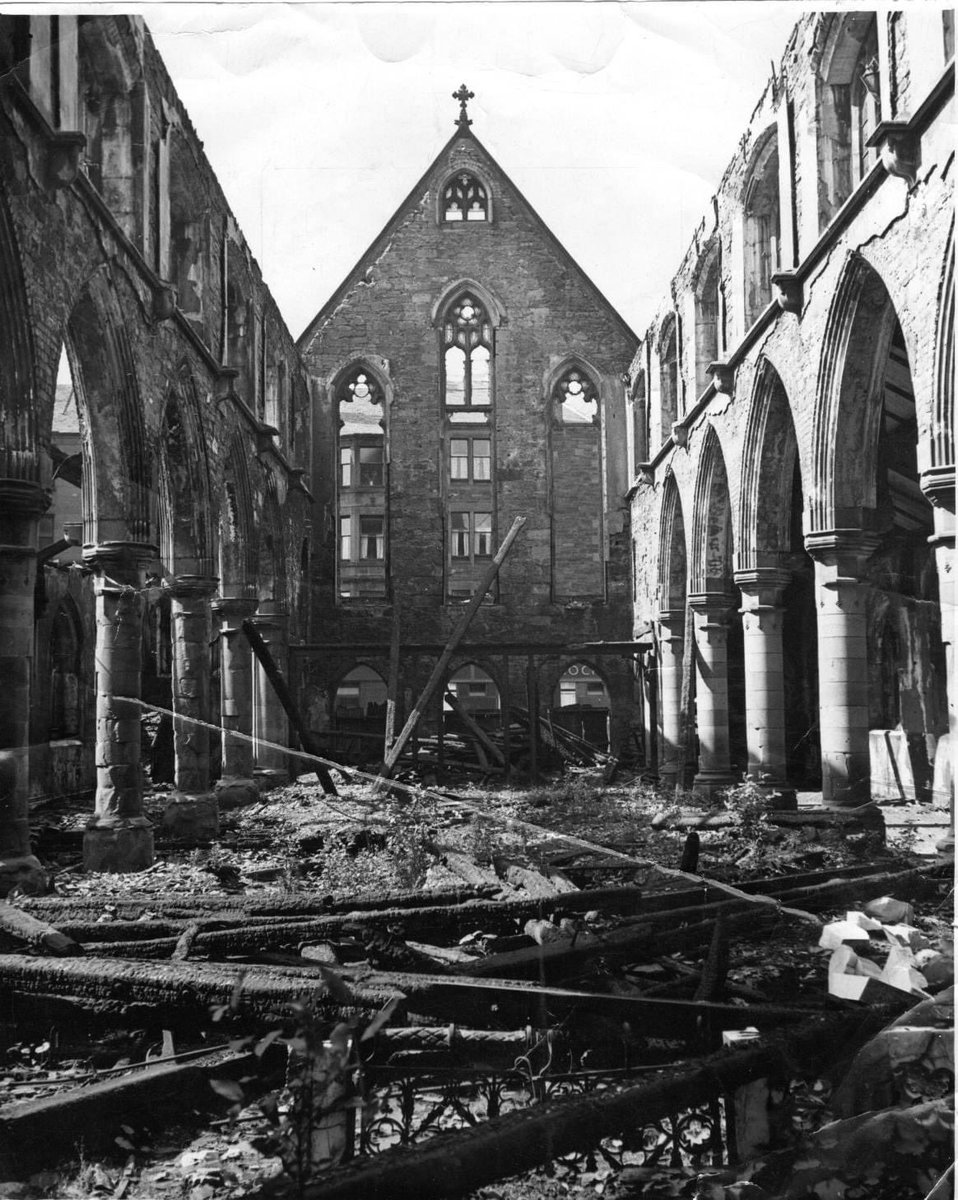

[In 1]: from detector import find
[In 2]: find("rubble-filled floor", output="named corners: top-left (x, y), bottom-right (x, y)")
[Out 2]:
top-left (0, 770), bottom-right (951, 1200)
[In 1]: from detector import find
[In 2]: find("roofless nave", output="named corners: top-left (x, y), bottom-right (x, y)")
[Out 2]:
top-left (0, 12), bottom-right (953, 881)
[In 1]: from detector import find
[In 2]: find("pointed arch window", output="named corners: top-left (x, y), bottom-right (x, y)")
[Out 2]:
top-left (553, 367), bottom-right (598, 425)
top-left (443, 295), bottom-right (494, 420)
top-left (442, 173), bottom-right (489, 222)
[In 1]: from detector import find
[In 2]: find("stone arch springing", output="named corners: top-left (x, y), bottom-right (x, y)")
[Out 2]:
top-left (158, 365), bottom-right (214, 578)
top-left (0, 179), bottom-right (38, 483)
top-left (691, 426), bottom-right (734, 594)
top-left (64, 270), bottom-right (151, 544)
top-left (738, 357), bottom-right (801, 571)
top-left (658, 470), bottom-right (687, 612)
top-left (546, 355), bottom-right (604, 600)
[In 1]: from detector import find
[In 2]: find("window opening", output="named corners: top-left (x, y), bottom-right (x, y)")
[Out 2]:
top-left (358, 445), bottom-right (383, 487)
top-left (359, 515), bottom-right (384, 560)
top-left (449, 436), bottom-right (491, 482)
top-left (340, 447), bottom-right (352, 487)
top-left (443, 295), bottom-right (493, 417)
top-left (339, 516), bottom-right (351, 561)
top-left (554, 367), bottom-right (598, 424)
top-left (442, 173), bottom-right (489, 222)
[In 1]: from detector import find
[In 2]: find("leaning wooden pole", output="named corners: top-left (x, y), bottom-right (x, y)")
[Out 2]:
top-left (241, 620), bottom-right (339, 795)
top-left (383, 606), bottom-right (402, 756)
top-left (371, 517), bottom-right (526, 790)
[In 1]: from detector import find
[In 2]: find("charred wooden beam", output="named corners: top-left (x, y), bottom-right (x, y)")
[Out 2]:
top-left (0, 903), bottom-right (83, 956)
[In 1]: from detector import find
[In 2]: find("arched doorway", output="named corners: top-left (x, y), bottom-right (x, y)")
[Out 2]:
top-left (551, 663), bottom-right (610, 752)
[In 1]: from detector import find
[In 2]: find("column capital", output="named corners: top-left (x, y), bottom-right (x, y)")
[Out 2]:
top-left (688, 591), bottom-right (733, 616)
top-left (82, 541), bottom-right (158, 586)
top-left (0, 478), bottom-right (50, 521)
top-left (921, 465), bottom-right (956, 514)
top-left (734, 567), bottom-right (792, 611)
top-left (803, 529), bottom-right (881, 567)
top-left (212, 596), bottom-right (259, 623)
top-left (168, 574), bottom-right (220, 601)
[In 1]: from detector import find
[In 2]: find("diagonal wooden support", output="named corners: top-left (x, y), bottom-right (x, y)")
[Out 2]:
top-left (371, 517), bottom-right (526, 791)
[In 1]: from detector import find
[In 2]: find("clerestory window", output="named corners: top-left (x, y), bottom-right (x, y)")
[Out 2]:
top-left (442, 173), bottom-right (489, 222)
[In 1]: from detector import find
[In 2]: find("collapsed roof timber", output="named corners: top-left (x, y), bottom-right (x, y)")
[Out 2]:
top-left (0, 10), bottom-right (953, 1199)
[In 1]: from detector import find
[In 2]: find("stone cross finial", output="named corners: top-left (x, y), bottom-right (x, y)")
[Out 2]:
top-left (453, 83), bottom-right (474, 128)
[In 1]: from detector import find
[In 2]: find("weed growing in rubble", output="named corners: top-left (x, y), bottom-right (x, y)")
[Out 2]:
top-left (468, 812), bottom-right (498, 865)
top-left (384, 796), bottom-right (437, 889)
top-left (722, 775), bottom-right (776, 832)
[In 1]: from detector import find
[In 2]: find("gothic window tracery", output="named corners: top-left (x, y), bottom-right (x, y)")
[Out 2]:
top-left (553, 367), bottom-right (598, 424)
top-left (443, 295), bottom-right (494, 419)
top-left (442, 173), bottom-right (489, 222)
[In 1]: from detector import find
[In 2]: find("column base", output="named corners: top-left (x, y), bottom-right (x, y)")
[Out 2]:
top-left (83, 820), bottom-right (154, 873)
top-left (692, 771), bottom-right (738, 802)
top-left (253, 767), bottom-right (289, 791)
top-left (214, 776), bottom-right (262, 810)
top-left (161, 792), bottom-right (219, 844)
top-left (0, 854), bottom-right (49, 897)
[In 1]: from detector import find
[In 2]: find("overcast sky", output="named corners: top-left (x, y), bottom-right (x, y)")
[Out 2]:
top-left (135, 3), bottom-right (819, 339)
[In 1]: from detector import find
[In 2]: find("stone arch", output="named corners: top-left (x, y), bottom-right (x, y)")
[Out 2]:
top-left (738, 357), bottom-right (800, 571)
top-left (0, 177), bottom-right (38, 483)
top-left (64, 269), bottom-right (151, 544)
top-left (811, 253), bottom-right (902, 532)
top-left (444, 659), bottom-right (503, 720)
top-left (158, 364), bottom-right (214, 577)
top-left (691, 426), bottom-right (733, 594)
top-left (658, 470), bottom-right (687, 611)
top-left (219, 430), bottom-right (257, 597)
top-left (431, 279), bottom-right (506, 329)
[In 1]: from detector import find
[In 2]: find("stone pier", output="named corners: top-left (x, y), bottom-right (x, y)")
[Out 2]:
top-left (805, 531), bottom-right (880, 808)
top-left (83, 542), bottom-right (156, 872)
top-left (656, 608), bottom-right (685, 785)
top-left (212, 595), bottom-right (260, 808)
top-left (735, 568), bottom-right (796, 807)
top-left (689, 593), bottom-right (736, 800)
top-left (163, 575), bottom-right (219, 843)
top-left (0, 480), bottom-right (50, 894)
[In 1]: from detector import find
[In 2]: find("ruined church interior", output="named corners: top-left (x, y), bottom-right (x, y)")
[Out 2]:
top-left (0, 8), bottom-right (953, 1198)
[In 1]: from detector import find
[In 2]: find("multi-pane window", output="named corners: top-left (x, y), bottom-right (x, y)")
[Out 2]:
top-left (359, 515), bottom-right (384, 560)
top-left (451, 512), bottom-right (492, 560)
top-left (449, 437), bottom-right (491, 481)
top-left (443, 295), bottom-right (493, 418)
top-left (339, 516), bottom-right (351, 561)
top-left (442, 173), bottom-right (489, 222)
top-left (340, 447), bottom-right (352, 487)
top-left (358, 445), bottom-right (383, 487)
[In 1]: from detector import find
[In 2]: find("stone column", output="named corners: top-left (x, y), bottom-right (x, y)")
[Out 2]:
top-left (735, 568), bottom-right (796, 808)
top-left (83, 542), bottom-right (156, 872)
top-left (804, 531), bottom-right (880, 808)
top-left (689, 593), bottom-right (736, 800)
top-left (0, 480), bottom-right (49, 894)
top-left (921, 470), bottom-right (955, 814)
top-left (251, 602), bottom-right (290, 787)
top-left (656, 608), bottom-right (685, 784)
top-left (162, 576), bottom-right (219, 843)
top-left (211, 595), bottom-right (259, 806)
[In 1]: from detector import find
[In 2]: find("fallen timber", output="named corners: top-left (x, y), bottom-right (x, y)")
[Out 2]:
top-left (44, 863), bottom-right (934, 960)
top-left (275, 1009), bottom-right (900, 1200)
